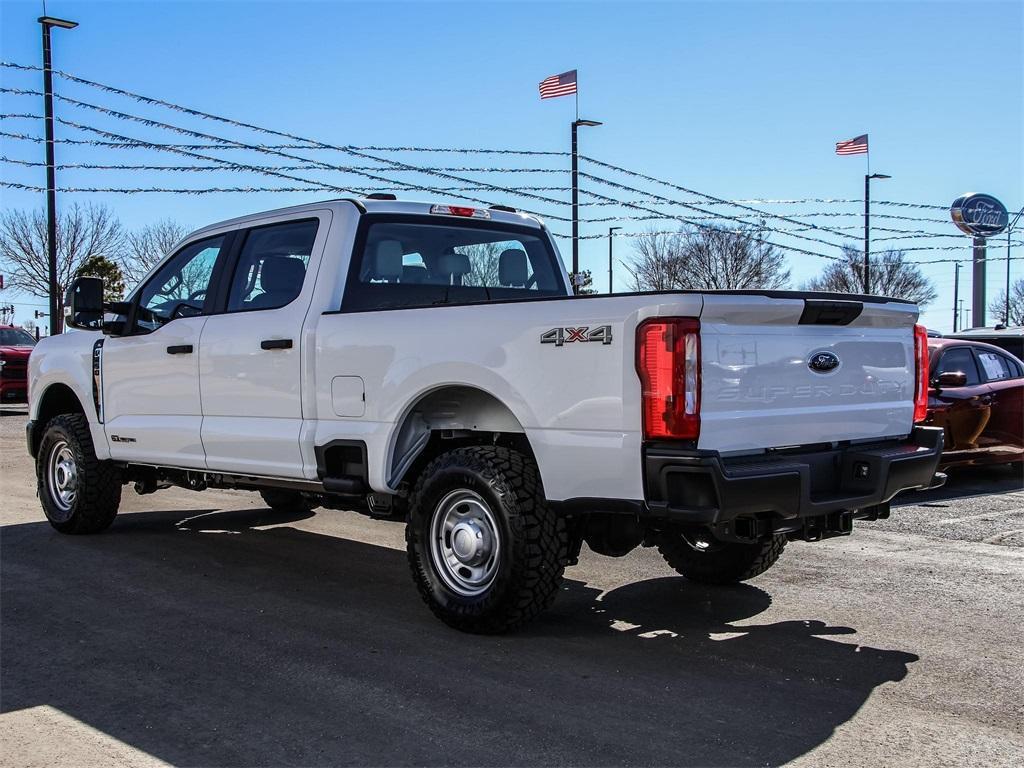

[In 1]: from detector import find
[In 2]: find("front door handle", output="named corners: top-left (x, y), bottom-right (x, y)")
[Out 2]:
top-left (260, 338), bottom-right (293, 350)
top-left (166, 344), bottom-right (193, 355)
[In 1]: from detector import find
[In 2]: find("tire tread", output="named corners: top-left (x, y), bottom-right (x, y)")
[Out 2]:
top-left (658, 533), bottom-right (786, 584)
top-left (37, 413), bottom-right (121, 534)
top-left (406, 446), bottom-right (567, 633)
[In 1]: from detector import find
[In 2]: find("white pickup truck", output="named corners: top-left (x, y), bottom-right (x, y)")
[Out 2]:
top-left (28, 197), bottom-right (944, 632)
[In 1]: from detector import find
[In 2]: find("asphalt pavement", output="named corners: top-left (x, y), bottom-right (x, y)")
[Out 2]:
top-left (1, 404), bottom-right (1022, 767)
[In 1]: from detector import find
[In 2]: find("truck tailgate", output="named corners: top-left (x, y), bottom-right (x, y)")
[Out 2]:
top-left (698, 294), bottom-right (919, 453)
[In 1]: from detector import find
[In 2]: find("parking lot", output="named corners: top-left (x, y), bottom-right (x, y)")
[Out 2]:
top-left (1, 404), bottom-right (1022, 767)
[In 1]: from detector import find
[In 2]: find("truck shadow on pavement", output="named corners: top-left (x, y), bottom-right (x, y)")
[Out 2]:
top-left (893, 463), bottom-right (1023, 507)
top-left (2, 506), bottom-right (918, 767)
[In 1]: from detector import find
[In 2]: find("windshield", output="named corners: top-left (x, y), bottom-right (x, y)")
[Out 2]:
top-left (342, 216), bottom-right (567, 311)
top-left (0, 328), bottom-right (36, 347)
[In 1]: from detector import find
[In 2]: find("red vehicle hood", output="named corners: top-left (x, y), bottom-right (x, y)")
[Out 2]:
top-left (0, 346), bottom-right (33, 359)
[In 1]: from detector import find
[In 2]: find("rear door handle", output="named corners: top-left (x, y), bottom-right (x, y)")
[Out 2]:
top-left (260, 339), bottom-right (293, 350)
top-left (166, 344), bottom-right (193, 355)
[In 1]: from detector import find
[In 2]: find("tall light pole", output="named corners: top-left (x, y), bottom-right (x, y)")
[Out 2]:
top-left (39, 15), bottom-right (78, 335)
top-left (571, 118), bottom-right (601, 294)
top-left (1007, 206), bottom-right (1024, 325)
top-left (863, 172), bottom-right (890, 293)
top-left (952, 261), bottom-right (960, 333)
top-left (607, 226), bottom-right (621, 293)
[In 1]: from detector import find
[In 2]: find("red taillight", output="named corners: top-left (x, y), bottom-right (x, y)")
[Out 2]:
top-left (913, 323), bottom-right (929, 423)
top-left (636, 318), bottom-right (701, 440)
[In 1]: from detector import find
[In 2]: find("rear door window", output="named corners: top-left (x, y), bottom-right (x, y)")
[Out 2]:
top-left (343, 216), bottom-right (565, 311)
top-left (977, 350), bottom-right (1019, 382)
top-left (226, 219), bottom-right (319, 312)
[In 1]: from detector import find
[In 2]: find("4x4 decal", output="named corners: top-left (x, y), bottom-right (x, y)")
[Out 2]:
top-left (540, 325), bottom-right (613, 346)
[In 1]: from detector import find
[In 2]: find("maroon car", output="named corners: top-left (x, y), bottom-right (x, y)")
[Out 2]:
top-left (923, 338), bottom-right (1024, 469)
top-left (0, 325), bottom-right (35, 405)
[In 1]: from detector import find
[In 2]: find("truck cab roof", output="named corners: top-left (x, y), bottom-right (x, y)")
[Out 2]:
top-left (186, 198), bottom-right (545, 242)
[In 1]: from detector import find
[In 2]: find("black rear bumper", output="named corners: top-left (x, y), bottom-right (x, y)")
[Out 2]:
top-left (643, 426), bottom-right (944, 542)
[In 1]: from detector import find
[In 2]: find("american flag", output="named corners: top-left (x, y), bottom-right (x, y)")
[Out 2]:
top-left (539, 70), bottom-right (577, 99)
top-left (835, 134), bottom-right (869, 156)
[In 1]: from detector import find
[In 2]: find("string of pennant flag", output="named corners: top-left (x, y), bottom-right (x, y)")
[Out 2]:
top-left (0, 60), bottom-right (1018, 269)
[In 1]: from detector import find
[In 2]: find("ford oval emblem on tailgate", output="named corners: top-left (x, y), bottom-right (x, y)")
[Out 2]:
top-left (808, 351), bottom-right (840, 373)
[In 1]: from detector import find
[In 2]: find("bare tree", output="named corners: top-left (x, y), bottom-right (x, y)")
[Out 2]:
top-left (123, 219), bottom-right (188, 287)
top-left (0, 204), bottom-right (125, 331)
top-left (804, 246), bottom-right (937, 306)
top-left (625, 230), bottom-right (686, 291)
top-left (625, 225), bottom-right (789, 291)
top-left (989, 278), bottom-right (1024, 326)
top-left (680, 226), bottom-right (790, 290)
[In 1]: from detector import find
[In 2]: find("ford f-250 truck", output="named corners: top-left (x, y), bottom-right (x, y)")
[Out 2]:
top-left (28, 197), bottom-right (944, 633)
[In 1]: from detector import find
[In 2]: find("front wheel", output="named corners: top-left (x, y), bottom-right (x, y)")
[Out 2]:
top-left (657, 530), bottom-right (786, 584)
top-left (37, 413), bottom-right (122, 534)
top-left (406, 446), bottom-right (567, 633)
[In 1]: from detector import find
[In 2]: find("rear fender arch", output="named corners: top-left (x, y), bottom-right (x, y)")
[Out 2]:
top-left (386, 385), bottom-right (528, 489)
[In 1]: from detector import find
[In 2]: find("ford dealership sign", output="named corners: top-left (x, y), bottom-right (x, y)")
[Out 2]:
top-left (951, 193), bottom-right (1009, 237)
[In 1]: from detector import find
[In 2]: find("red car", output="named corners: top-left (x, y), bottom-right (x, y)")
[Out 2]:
top-left (923, 338), bottom-right (1024, 469)
top-left (0, 325), bottom-right (35, 405)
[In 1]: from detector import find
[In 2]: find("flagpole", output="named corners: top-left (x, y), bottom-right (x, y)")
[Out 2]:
top-left (865, 139), bottom-right (870, 292)
top-left (575, 69), bottom-right (579, 121)
top-left (568, 70), bottom-right (600, 295)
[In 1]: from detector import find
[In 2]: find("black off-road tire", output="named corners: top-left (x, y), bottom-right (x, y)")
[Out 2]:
top-left (657, 531), bottom-right (786, 584)
top-left (259, 488), bottom-right (317, 513)
top-left (36, 413), bottom-right (122, 534)
top-left (406, 446), bottom-right (568, 634)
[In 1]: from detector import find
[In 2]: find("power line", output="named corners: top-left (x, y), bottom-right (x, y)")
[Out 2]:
top-left (5, 61), bottom-right (1012, 265)
top-left (580, 155), bottom-right (853, 239)
top-left (6, 70), bottom-right (851, 245)
top-left (0, 179), bottom-right (572, 195)
top-left (0, 86), bottom-right (847, 259)
top-left (575, 170), bottom-right (850, 251)
top-left (1, 62), bottom-right (570, 156)
top-left (0, 154), bottom-right (566, 174)
top-left (46, 91), bottom-right (575, 220)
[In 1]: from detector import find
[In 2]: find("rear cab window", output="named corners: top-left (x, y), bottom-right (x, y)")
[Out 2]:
top-left (341, 215), bottom-right (566, 312)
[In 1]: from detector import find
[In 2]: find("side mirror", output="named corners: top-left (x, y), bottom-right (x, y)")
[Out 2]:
top-left (935, 371), bottom-right (967, 389)
top-left (64, 276), bottom-right (105, 331)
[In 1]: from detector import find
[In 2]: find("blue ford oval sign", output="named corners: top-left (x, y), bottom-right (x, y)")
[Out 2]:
top-left (808, 351), bottom-right (840, 374)
top-left (951, 193), bottom-right (1008, 237)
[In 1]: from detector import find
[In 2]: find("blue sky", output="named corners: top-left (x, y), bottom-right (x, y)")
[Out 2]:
top-left (1, 0), bottom-right (1021, 331)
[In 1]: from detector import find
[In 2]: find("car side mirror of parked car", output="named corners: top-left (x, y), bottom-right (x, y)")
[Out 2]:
top-left (64, 276), bottom-right (105, 331)
top-left (935, 371), bottom-right (967, 389)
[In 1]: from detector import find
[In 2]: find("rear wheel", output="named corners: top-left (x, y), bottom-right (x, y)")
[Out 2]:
top-left (259, 488), bottom-right (317, 513)
top-left (406, 446), bottom-right (567, 633)
top-left (37, 413), bottom-right (122, 534)
top-left (657, 530), bottom-right (786, 584)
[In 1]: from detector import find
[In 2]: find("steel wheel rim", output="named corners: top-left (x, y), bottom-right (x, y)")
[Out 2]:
top-left (682, 531), bottom-right (723, 554)
top-left (46, 439), bottom-right (78, 518)
top-left (429, 489), bottom-right (502, 597)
